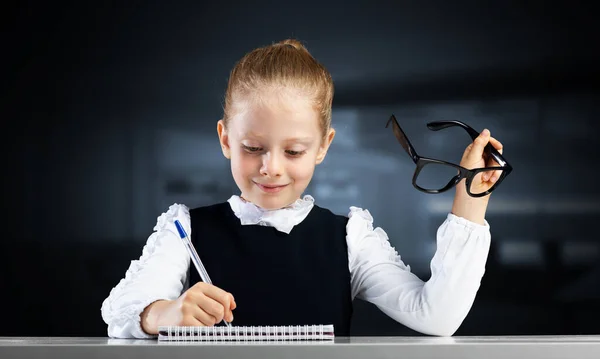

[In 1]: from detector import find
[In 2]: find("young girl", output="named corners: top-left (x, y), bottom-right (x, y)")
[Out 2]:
top-left (101, 39), bottom-right (504, 338)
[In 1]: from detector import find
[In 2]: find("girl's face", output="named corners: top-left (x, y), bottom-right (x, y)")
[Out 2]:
top-left (217, 94), bottom-right (334, 210)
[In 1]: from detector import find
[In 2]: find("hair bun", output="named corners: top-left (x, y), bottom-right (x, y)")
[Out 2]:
top-left (277, 39), bottom-right (309, 53)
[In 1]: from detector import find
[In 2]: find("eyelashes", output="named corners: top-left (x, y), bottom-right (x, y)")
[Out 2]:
top-left (242, 145), bottom-right (262, 152)
top-left (241, 145), bottom-right (306, 157)
top-left (285, 150), bottom-right (306, 156)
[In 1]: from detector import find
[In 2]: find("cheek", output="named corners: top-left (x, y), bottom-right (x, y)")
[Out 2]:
top-left (288, 157), bottom-right (317, 180)
top-left (231, 151), bottom-right (258, 176)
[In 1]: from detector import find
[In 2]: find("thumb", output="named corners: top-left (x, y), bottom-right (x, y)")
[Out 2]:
top-left (467, 129), bottom-right (491, 163)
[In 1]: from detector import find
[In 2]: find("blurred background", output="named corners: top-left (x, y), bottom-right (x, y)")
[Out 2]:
top-left (5, 1), bottom-right (599, 337)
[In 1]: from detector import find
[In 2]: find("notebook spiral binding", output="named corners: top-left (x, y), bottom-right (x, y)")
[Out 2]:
top-left (158, 324), bottom-right (335, 342)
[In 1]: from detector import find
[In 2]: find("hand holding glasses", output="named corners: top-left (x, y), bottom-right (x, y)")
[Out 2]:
top-left (386, 114), bottom-right (512, 198)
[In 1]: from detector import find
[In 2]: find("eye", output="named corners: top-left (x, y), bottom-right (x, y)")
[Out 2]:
top-left (286, 150), bottom-right (306, 157)
top-left (242, 145), bottom-right (262, 153)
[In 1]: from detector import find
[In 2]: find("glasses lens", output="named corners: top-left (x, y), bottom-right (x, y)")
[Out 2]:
top-left (469, 168), bottom-right (507, 195)
top-left (415, 162), bottom-right (460, 191)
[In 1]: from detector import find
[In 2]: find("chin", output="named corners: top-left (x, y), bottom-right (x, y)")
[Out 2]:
top-left (255, 198), bottom-right (289, 210)
top-left (249, 193), bottom-right (297, 210)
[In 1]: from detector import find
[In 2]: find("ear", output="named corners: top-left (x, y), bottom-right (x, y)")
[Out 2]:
top-left (217, 120), bottom-right (231, 159)
top-left (315, 128), bottom-right (335, 165)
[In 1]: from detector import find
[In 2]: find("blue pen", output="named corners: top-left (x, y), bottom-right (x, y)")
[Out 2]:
top-left (174, 219), bottom-right (232, 328)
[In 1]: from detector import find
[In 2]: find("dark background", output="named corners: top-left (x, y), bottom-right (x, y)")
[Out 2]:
top-left (5, 1), bottom-right (600, 337)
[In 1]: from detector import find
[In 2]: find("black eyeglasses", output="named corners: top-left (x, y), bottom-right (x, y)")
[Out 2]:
top-left (386, 114), bottom-right (512, 197)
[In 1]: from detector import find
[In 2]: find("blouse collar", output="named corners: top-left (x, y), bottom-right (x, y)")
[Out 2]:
top-left (227, 195), bottom-right (315, 234)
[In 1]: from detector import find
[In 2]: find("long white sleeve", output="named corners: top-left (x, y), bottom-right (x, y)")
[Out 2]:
top-left (346, 206), bottom-right (491, 337)
top-left (100, 204), bottom-right (191, 338)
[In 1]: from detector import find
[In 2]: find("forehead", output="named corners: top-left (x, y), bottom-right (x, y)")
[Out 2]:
top-left (230, 93), bottom-right (321, 138)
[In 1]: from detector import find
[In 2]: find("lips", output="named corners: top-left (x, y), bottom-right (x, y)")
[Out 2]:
top-left (254, 182), bottom-right (288, 193)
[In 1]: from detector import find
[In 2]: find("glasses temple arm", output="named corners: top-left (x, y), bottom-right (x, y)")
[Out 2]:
top-left (427, 121), bottom-right (480, 140)
top-left (386, 116), bottom-right (420, 163)
top-left (427, 121), bottom-right (508, 167)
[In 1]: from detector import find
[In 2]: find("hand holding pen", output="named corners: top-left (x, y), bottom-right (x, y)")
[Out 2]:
top-left (172, 220), bottom-right (235, 328)
top-left (140, 220), bottom-right (236, 333)
top-left (140, 268), bottom-right (236, 333)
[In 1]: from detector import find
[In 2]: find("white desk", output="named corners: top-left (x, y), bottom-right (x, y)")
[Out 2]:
top-left (2, 336), bottom-right (600, 358)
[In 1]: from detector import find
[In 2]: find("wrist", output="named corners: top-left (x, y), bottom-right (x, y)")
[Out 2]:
top-left (451, 180), bottom-right (490, 225)
top-left (140, 300), bottom-right (171, 335)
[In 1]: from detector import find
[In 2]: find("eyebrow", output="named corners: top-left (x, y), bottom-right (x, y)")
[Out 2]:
top-left (284, 137), bottom-right (314, 144)
top-left (242, 133), bottom-right (314, 144)
top-left (243, 132), bottom-right (267, 139)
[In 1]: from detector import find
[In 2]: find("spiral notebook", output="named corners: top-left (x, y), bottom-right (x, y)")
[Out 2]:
top-left (158, 324), bottom-right (335, 342)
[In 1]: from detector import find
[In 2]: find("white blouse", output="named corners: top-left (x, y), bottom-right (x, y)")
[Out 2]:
top-left (101, 195), bottom-right (491, 338)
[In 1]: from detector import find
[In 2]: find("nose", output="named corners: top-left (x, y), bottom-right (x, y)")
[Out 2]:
top-left (259, 152), bottom-right (283, 178)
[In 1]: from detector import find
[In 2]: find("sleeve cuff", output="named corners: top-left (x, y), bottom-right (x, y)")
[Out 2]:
top-left (447, 212), bottom-right (490, 231)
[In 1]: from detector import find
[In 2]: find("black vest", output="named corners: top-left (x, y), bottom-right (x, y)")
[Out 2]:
top-left (189, 202), bottom-right (353, 336)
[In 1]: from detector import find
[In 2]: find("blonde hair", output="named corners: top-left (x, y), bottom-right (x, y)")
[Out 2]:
top-left (222, 39), bottom-right (334, 138)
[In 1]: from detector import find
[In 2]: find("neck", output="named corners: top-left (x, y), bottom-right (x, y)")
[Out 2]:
top-left (238, 195), bottom-right (303, 210)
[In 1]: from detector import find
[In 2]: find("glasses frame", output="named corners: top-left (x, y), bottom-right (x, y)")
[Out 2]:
top-left (386, 114), bottom-right (513, 197)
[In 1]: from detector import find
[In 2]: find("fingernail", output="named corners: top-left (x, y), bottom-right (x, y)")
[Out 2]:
top-left (482, 129), bottom-right (490, 136)
top-left (491, 176), bottom-right (498, 182)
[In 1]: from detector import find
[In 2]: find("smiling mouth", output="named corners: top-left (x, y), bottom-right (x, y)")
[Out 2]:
top-left (254, 182), bottom-right (288, 193)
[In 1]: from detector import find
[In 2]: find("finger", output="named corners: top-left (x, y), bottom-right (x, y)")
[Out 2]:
top-left (461, 143), bottom-right (474, 162)
top-left (488, 136), bottom-right (503, 154)
top-left (202, 286), bottom-right (235, 322)
top-left (194, 293), bottom-right (227, 324)
top-left (191, 306), bottom-right (219, 327)
top-left (489, 163), bottom-right (502, 182)
top-left (180, 314), bottom-right (205, 327)
top-left (492, 167), bottom-right (505, 183)
top-left (486, 137), bottom-right (504, 182)
top-left (466, 129), bottom-right (491, 164)
top-left (482, 169), bottom-right (493, 182)
top-left (180, 301), bottom-right (212, 327)
top-left (482, 158), bottom-right (499, 182)
top-left (225, 294), bottom-right (235, 322)
top-left (183, 291), bottom-right (221, 325)
top-left (228, 296), bottom-right (237, 322)
top-left (190, 282), bottom-right (235, 322)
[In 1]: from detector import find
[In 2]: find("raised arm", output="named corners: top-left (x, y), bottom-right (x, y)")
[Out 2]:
top-left (346, 206), bottom-right (491, 336)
